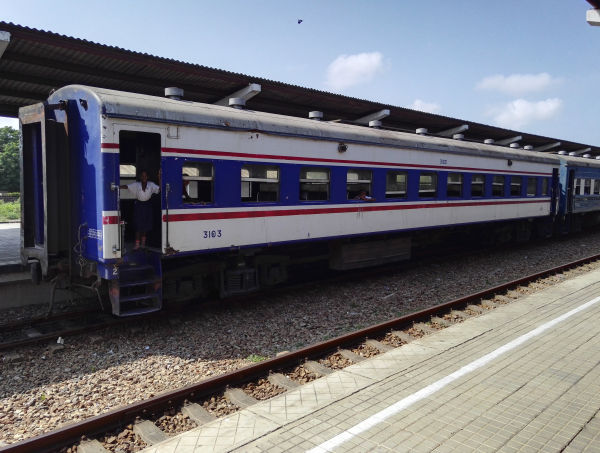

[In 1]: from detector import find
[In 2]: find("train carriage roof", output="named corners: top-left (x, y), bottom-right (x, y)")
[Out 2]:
top-left (49, 84), bottom-right (581, 167)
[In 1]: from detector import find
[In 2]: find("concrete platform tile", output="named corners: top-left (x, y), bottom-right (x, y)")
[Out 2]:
top-left (143, 411), bottom-right (279, 453)
top-left (247, 370), bottom-right (373, 424)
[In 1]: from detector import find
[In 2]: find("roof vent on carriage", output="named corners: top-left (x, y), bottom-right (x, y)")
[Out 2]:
top-left (569, 152), bottom-right (577, 156)
top-left (309, 111), bottom-right (323, 120)
top-left (416, 128), bottom-right (428, 135)
top-left (558, 150), bottom-right (567, 155)
top-left (452, 133), bottom-right (464, 140)
top-left (369, 120), bottom-right (382, 128)
top-left (523, 145), bottom-right (533, 150)
top-left (583, 154), bottom-right (592, 159)
top-left (229, 97), bottom-right (246, 109)
top-left (509, 143), bottom-right (520, 149)
top-left (484, 139), bottom-right (495, 144)
top-left (165, 87), bottom-right (184, 100)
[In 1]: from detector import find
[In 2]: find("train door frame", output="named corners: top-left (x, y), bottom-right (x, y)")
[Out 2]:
top-left (112, 124), bottom-right (165, 253)
top-left (19, 102), bottom-right (70, 276)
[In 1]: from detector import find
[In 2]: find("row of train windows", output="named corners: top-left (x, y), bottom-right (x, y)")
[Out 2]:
top-left (180, 163), bottom-right (550, 204)
top-left (574, 178), bottom-right (600, 195)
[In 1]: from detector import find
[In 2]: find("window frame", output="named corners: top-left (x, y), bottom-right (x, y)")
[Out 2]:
top-left (385, 170), bottom-right (408, 199)
top-left (299, 167), bottom-right (330, 201)
top-left (446, 172), bottom-right (463, 198)
top-left (471, 174), bottom-right (485, 198)
top-left (510, 176), bottom-right (523, 197)
top-left (241, 164), bottom-right (280, 203)
top-left (347, 168), bottom-right (373, 200)
top-left (182, 161), bottom-right (214, 204)
top-left (418, 172), bottom-right (438, 199)
top-left (526, 177), bottom-right (537, 197)
top-left (492, 175), bottom-right (505, 197)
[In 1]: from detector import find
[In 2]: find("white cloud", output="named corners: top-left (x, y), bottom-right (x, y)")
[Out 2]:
top-left (476, 73), bottom-right (561, 96)
top-left (489, 98), bottom-right (562, 129)
top-left (409, 99), bottom-right (442, 114)
top-left (325, 52), bottom-right (384, 91)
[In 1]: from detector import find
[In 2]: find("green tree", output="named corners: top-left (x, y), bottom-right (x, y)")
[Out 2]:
top-left (0, 126), bottom-right (20, 192)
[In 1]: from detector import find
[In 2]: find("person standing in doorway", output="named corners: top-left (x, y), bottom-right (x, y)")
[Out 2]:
top-left (120, 169), bottom-right (161, 249)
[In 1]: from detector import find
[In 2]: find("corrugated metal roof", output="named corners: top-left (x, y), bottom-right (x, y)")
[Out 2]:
top-left (0, 20), bottom-right (598, 156)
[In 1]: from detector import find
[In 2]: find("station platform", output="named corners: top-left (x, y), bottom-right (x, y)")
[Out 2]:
top-left (0, 222), bottom-right (21, 271)
top-left (143, 265), bottom-right (600, 452)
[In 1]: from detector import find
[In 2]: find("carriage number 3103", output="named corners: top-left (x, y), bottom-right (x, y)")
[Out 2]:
top-left (203, 229), bottom-right (222, 238)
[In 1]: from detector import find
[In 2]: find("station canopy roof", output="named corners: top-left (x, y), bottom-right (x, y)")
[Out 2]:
top-left (0, 21), bottom-right (597, 156)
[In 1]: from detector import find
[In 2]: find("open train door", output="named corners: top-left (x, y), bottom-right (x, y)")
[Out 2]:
top-left (19, 102), bottom-right (70, 279)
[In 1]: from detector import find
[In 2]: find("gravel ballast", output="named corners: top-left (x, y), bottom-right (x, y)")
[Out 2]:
top-left (2, 232), bottom-right (600, 445)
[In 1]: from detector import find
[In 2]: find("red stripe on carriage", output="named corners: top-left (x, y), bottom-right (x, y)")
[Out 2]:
top-left (162, 199), bottom-right (548, 222)
top-left (103, 215), bottom-right (119, 225)
top-left (160, 146), bottom-right (553, 176)
top-left (101, 143), bottom-right (120, 149)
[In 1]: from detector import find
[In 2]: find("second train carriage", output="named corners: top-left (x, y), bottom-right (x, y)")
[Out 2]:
top-left (18, 85), bottom-right (600, 316)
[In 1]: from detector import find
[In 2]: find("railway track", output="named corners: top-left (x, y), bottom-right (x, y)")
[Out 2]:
top-left (2, 252), bottom-right (598, 453)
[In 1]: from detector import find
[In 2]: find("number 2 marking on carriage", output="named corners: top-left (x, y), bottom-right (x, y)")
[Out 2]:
top-left (203, 229), bottom-right (222, 239)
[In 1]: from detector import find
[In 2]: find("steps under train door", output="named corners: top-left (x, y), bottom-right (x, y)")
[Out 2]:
top-left (108, 264), bottom-right (162, 316)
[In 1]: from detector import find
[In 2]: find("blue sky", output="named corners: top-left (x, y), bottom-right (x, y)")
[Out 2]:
top-left (1, 1), bottom-right (599, 146)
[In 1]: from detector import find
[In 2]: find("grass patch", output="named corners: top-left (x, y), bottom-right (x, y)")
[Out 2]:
top-left (0, 199), bottom-right (20, 222)
top-left (246, 354), bottom-right (268, 363)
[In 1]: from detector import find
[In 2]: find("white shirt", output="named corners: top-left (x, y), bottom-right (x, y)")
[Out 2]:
top-left (127, 181), bottom-right (160, 201)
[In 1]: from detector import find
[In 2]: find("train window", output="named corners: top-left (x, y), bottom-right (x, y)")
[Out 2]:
top-left (446, 173), bottom-right (463, 198)
top-left (584, 179), bottom-right (592, 195)
top-left (492, 175), bottom-right (505, 197)
top-left (183, 163), bottom-right (213, 203)
top-left (471, 174), bottom-right (485, 197)
top-left (241, 165), bottom-right (279, 202)
top-left (575, 178), bottom-right (582, 195)
top-left (386, 171), bottom-right (408, 198)
top-left (594, 180), bottom-right (600, 195)
top-left (119, 164), bottom-right (136, 184)
top-left (347, 169), bottom-right (372, 199)
top-left (510, 176), bottom-right (522, 196)
top-left (541, 178), bottom-right (549, 196)
top-left (300, 167), bottom-right (329, 201)
top-left (419, 172), bottom-right (437, 198)
top-left (527, 178), bottom-right (537, 197)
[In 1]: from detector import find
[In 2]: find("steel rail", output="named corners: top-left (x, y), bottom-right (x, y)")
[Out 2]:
top-left (1, 252), bottom-right (599, 453)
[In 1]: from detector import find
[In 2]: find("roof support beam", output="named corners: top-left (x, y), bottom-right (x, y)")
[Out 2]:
top-left (0, 31), bottom-right (9, 60)
top-left (355, 109), bottom-right (390, 125)
top-left (214, 83), bottom-right (261, 106)
top-left (570, 147), bottom-right (592, 156)
top-left (533, 141), bottom-right (561, 152)
top-left (587, 7), bottom-right (600, 25)
top-left (495, 136), bottom-right (522, 145)
top-left (436, 124), bottom-right (469, 137)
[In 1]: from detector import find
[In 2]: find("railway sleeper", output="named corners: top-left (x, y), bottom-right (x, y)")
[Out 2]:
top-left (224, 388), bottom-right (258, 408)
top-left (304, 360), bottom-right (334, 376)
top-left (413, 322), bottom-right (437, 334)
top-left (77, 439), bottom-right (109, 453)
top-left (133, 419), bottom-right (168, 446)
top-left (431, 316), bottom-right (451, 327)
top-left (268, 372), bottom-right (301, 390)
top-left (182, 403), bottom-right (216, 425)
top-left (390, 330), bottom-right (416, 343)
top-left (365, 339), bottom-right (394, 353)
top-left (338, 349), bottom-right (366, 363)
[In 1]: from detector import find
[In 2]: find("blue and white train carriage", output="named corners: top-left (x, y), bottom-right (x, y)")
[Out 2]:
top-left (18, 85), bottom-right (600, 316)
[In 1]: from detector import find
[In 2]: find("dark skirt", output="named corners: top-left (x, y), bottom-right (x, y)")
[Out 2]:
top-left (134, 199), bottom-right (153, 233)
